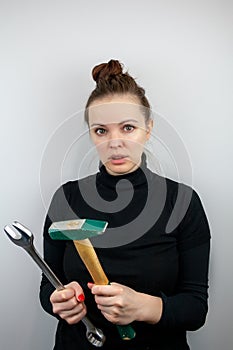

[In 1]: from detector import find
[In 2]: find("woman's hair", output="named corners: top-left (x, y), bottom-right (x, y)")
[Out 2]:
top-left (84, 59), bottom-right (151, 123)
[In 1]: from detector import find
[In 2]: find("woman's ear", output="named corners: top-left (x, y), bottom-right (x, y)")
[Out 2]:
top-left (146, 119), bottom-right (154, 140)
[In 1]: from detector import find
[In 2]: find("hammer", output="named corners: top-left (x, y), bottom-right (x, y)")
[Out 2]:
top-left (49, 219), bottom-right (136, 340)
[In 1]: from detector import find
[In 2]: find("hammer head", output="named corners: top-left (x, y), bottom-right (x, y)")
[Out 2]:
top-left (49, 219), bottom-right (108, 240)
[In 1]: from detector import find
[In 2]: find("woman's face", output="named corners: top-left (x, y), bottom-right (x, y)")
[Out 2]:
top-left (88, 94), bottom-right (153, 176)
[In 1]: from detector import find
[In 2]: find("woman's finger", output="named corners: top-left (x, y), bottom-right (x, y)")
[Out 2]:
top-left (91, 283), bottom-right (123, 297)
top-left (50, 288), bottom-right (75, 303)
top-left (59, 302), bottom-right (85, 318)
top-left (94, 295), bottom-right (117, 307)
top-left (60, 306), bottom-right (87, 325)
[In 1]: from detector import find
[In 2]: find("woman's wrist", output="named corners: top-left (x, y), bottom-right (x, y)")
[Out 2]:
top-left (136, 293), bottom-right (163, 324)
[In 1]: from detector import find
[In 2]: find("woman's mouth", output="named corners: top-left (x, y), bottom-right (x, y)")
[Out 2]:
top-left (109, 155), bottom-right (127, 165)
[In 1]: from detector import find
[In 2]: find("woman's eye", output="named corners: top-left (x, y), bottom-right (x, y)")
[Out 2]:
top-left (95, 128), bottom-right (106, 135)
top-left (123, 125), bottom-right (135, 132)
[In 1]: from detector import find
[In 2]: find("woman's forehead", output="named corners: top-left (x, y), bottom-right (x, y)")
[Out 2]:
top-left (88, 102), bottom-right (146, 126)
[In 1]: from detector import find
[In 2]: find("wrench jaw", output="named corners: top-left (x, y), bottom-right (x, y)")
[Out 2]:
top-left (4, 225), bottom-right (21, 242)
top-left (82, 316), bottom-right (106, 347)
top-left (4, 225), bottom-right (28, 248)
top-left (12, 221), bottom-right (32, 238)
top-left (12, 221), bottom-right (34, 248)
top-left (87, 330), bottom-right (106, 347)
top-left (4, 221), bottom-right (34, 250)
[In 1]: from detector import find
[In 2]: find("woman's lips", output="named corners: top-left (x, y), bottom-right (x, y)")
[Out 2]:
top-left (109, 155), bottom-right (127, 165)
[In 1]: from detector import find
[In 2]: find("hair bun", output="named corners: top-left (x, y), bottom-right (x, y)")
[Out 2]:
top-left (92, 59), bottom-right (123, 83)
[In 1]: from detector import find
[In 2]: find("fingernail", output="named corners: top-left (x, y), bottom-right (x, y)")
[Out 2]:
top-left (87, 282), bottom-right (94, 288)
top-left (77, 293), bottom-right (85, 302)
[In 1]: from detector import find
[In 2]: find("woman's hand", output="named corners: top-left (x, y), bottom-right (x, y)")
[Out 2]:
top-left (50, 281), bottom-right (87, 325)
top-left (88, 282), bottom-right (163, 325)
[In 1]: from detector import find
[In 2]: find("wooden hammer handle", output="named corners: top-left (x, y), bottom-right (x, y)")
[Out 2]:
top-left (73, 239), bottom-right (108, 285)
top-left (73, 239), bottom-right (136, 341)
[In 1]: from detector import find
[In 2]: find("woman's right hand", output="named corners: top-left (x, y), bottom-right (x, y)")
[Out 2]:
top-left (50, 281), bottom-right (87, 325)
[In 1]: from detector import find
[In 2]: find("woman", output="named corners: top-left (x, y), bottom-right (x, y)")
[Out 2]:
top-left (40, 59), bottom-right (211, 349)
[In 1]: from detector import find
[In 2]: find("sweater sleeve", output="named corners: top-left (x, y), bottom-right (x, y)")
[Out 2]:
top-left (158, 189), bottom-right (211, 331)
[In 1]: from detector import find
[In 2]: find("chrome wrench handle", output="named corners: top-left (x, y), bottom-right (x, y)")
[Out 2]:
top-left (28, 247), bottom-right (105, 347)
top-left (27, 246), bottom-right (106, 347)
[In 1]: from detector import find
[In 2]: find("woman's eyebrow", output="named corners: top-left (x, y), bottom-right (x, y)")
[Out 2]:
top-left (119, 119), bottom-right (139, 125)
top-left (90, 123), bottom-right (106, 127)
top-left (90, 119), bottom-right (139, 127)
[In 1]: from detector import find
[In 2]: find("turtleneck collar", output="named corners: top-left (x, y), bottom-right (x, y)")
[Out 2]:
top-left (96, 153), bottom-right (149, 189)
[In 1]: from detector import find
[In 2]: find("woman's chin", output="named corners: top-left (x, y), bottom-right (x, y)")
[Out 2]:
top-left (105, 161), bottom-right (139, 176)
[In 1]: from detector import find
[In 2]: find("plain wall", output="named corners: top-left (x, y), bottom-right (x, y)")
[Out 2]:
top-left (1, 1), bottom-right (233, 349)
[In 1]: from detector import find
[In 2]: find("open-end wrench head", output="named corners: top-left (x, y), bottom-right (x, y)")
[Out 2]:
top-left (12, 222), bottom-right (32, 238)
top-left (4, 222), bottom-right (34, 248)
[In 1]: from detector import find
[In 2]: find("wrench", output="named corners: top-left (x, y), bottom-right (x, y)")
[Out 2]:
top-left (4, 221), bottom-right (106, 347)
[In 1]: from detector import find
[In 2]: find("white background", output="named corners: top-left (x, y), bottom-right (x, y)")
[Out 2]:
top-left (1, 0), bottom-right (233, 349)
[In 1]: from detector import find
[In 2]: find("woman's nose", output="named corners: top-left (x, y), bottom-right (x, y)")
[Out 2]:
top-left (108, 131), bottom-right (123, 148)
top-left (109, 138), bottom-right (123, 148)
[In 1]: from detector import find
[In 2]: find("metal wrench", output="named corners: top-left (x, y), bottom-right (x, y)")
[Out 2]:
top-left (4, 221), bottom-right (106, 347)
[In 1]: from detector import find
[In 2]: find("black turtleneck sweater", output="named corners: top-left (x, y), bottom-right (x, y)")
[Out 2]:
top-left (40, 157), bottom-right (210, 350)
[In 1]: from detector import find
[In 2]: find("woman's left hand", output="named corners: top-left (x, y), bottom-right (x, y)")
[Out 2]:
top-left (87, 282), bottom-right (162, 325)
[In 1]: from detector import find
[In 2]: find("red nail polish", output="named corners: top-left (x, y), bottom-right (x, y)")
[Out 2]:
top-left (77, 293), bottom-right (85, 302)
top-left (87, 282), bottom-right (94, 288)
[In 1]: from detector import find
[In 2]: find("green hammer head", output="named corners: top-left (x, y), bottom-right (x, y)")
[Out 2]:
top-left (49, 219), bottom-right (108, 240)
